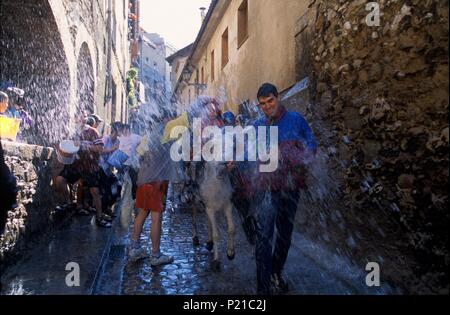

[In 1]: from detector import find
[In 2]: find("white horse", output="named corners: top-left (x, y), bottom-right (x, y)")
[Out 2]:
top-left (198, 161), bottom-right (236, 271)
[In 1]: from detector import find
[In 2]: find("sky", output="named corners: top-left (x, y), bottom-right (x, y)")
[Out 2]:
top-left (140, 0), bottom-right (212, 52)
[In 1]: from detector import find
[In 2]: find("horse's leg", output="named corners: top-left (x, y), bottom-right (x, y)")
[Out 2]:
top-left (206, 208), bottom-right (220, 271)
top-left (224, 203), bottom-right (236, 260)
top-left (206, 211), bottom-right (214, 251)
top-left (192, 204), bottom-right (200, 246)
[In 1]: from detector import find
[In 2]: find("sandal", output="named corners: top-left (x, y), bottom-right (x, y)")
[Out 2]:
top-left (104, 209), bottom-right (117, 218)
top-left (86, 206), bottom-right (97, 213)
top-left (55, 204), bottom-right (66, 212)
top-left (101, 214), bottom-right (113, 222)
top-left (56, 202), bottom-right (77, 212)
top-left (96, 217), bottom-right (112, 228)
top-left (66, 203), bottom-right (77, 211)
top-left (76, 208), bottom-right (91, 216)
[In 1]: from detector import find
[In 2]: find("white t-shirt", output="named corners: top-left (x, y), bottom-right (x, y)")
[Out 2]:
top-left (118, 133), bottom-right (142, 167)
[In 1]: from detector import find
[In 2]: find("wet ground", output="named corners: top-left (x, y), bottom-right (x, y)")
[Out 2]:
top-left (114, 184), bottom-right (396, 295)
top-left (1, 181), bottom-right (398, 295)
top-left (118, 202), bottom-right (396, 295)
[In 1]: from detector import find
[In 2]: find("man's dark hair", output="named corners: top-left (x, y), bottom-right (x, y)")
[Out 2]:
top-left (86, 116), bottom-right (96, 127)
top-left (111, 122), bottom-right (122, 132)
top-left (90, 114), bottom-right (103, 124)
top-left (257, 83), bottom-right (278, 99)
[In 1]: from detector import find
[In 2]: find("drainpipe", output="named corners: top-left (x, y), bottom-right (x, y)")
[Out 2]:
top-left (200, 7), bottom-right (206, 22)
top-left (105, 0), bottom-right (113, 122)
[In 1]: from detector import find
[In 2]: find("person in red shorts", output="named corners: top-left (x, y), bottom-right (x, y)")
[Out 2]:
top-left (128, 117), bottom-right (181, 266)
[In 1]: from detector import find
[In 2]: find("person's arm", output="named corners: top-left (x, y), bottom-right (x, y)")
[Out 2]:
top-left (87, 139), bottom-right (104, 153)
top-left (20, 110), bottom-right (33, 129)
top-left (102, 142), bottom-right (119, 154)
top-left (79, 130), bottom-right (104, 153)
top-left (294, 114), bottom-right (318, 164)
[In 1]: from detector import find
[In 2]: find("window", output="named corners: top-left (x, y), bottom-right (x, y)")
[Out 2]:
top-left (195, 69), bottom-right (199, 96)
top-left (112, 13), bottom-right (117, 51)
top-left (201, 67), bottom-right (205, 84)
top-left (238, 0), bottom-right (249, 48)
top-left (91, 1), bottom-right (95, 21)
top-left (221, 28), bottom-right (229, 68)
top-left (211, 50), bottom-right (215, 82)
top-left (121, 92), bottom-right (124, 122)
top-left (111, 80), bottom-right (117, 122)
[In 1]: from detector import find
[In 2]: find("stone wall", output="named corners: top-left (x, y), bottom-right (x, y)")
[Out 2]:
top-left (0, 0), bottom-right (130, 146)
top-left (0, 141), bottom-right (64, 265)
top-left (289, 0), bottom-right (448, 294)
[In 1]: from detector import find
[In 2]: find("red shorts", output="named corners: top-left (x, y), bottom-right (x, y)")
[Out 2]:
top-left (135, 181), bottom-right (169, 212)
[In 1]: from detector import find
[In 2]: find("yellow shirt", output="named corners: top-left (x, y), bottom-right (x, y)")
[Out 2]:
top-left (161, 113), bottom-right (190, 144)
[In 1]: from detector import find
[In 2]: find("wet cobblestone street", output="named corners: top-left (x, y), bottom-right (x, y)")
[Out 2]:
top-left (122, 204), bottom-right (257, 295)
top-left (120, 184), bottom-right (392, 295)
top-left (0, 180), bottom-right (396, 295)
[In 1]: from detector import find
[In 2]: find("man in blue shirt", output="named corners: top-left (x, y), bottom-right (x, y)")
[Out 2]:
top-left (251, 83), bottom-right (317, 294)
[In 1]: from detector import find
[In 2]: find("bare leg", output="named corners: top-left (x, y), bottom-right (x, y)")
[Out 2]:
top-left (54, 176), bottom-right (69, 204)
top-left (150, 211), bottom-right (162, 255)
top-left (131, 209), bottom-right (150, 242)
top-left (90, 187), bottom-right (103, 219)
top-left (76, 183), bottom-right (84, 209)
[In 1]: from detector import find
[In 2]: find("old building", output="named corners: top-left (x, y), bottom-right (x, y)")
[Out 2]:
top-left (129, 0), bottom-right (140, 66)
top-left (171, 0), bottom-right (310, 114)
top-left (0, 0), bottom-right (131, 145)
top-left (166, 43), bottom-right (193, 100)
top-left (139, 31), bottom-right (169, 106)
top-left (0, 0), bottom-right (132, 263)
top-left (170, 0), bottom-right (449, 293)
top-left (128, 30), bottom-right (176, 133)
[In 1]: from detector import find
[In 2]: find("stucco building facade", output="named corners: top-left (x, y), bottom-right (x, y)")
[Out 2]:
top-left (172, 0), bottom-right (309, 114)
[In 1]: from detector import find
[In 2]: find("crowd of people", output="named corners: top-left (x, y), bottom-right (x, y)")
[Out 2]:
top-left (0, 87), bottom-right (34, 143)
top-left (1, 81), bottom-right (318, 294)
top-left (127, 82), bottom-right (318, 294)
top-left (51, 107), bottom-right (179, 266)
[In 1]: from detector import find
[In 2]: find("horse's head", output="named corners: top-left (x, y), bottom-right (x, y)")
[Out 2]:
top-left (201, 161), bottom-right (229, 183)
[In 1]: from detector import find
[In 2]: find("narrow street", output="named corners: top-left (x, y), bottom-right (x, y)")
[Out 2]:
top-left (1, 181), bottom-right (396, 295)
top-left (0, 0), bottom-right (448, 298)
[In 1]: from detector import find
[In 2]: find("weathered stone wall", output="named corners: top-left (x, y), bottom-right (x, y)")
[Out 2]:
top-left (0, 141), bottom-right (63, 264)
top-left (0, 0), bottom-right (130, 146)
top-left (289, 0), bottom-right (448, 294)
